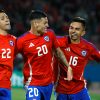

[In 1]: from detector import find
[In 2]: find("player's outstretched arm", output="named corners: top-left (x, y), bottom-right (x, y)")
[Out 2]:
top-left (55, 47), bottom-right (73, 81)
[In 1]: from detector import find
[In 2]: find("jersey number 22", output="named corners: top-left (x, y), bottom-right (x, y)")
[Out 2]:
top-left (1, 48), bottom-right (11, 58)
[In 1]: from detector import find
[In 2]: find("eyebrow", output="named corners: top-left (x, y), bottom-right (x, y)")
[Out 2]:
top-left (75, 27), bottom-right (80, 30)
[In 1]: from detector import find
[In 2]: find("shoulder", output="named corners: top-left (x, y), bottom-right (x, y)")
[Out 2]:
top-left (17, 32), bottom-right (29, 41)
top-left (17, 32), bottom-right (29, 46)
top-left (47, 29), bottom-right (55, 33)
top-left (46, 29), bottom-right (55, 36)
top-left (45, 29), bottom-right (57, 41)
top-left (56, 36), bottom-right (68, 47)
top-left (57, 36), bottom-right (67, 41)
top-left (8, 34), bottom-right (17, 42)
top-left (82, 38), bottom-right (96, 49)
top-left (8, 34), bottom-right (16, 39)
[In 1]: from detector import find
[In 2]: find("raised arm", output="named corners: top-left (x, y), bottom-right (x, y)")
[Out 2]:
top-left (55, 47), bottom-right (73, 81)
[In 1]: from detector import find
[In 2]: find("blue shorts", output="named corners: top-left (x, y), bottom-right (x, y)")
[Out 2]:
top-left (26, 83), bottom-right (53, 100)
top-left (56, 88), bottom-right (91, 100)
top-left (0, 88), bottom-right (11, 100)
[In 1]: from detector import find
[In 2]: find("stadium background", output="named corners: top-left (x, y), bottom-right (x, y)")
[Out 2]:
top-left (0, 0), bottom-right (100, 99)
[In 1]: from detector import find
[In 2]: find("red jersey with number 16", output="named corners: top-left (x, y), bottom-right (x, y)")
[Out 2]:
top-left (56, 36), bottom-right (100, 94)
top-left (0, 34), bottom-right (16, 89)
top-left (17, 29), bottom-right (59, 87)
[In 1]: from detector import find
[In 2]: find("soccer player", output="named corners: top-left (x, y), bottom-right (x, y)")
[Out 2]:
top-left (17, 10), bottom-right (73, 100)
top-left (0, 10), bottom-right (16, 100)
top-left (55, 17), bottom-right (100, 100)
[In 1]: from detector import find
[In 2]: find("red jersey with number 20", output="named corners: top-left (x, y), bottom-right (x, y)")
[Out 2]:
top-left (56, 36), bottom-right (100, 94)
top-left (0, 34), bottom-right (16, 89)
top-left (17, 29), bottom-right (59, 87)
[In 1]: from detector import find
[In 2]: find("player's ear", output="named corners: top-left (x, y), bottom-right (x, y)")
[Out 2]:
top-left (33, 20), bottom-right (37, 25)
top-left (33, 20), bottom-right (39, 28)
top-left (81, 30), bottom-right (86, 36)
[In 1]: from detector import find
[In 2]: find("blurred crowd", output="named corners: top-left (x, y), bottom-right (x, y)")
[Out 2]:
top-left (0, 0), bottom-right (100, 48)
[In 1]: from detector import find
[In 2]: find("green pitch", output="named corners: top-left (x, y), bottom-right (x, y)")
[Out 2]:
top-left (12, 88), bottom-right (100, 100)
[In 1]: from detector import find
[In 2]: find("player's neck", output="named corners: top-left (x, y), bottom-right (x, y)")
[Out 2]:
top-left (29, 29), bottom-right (41, 36)
top-left (71, 39), bottom-right (80, 44)
top-left (0, 29), bottom-right (8, 36)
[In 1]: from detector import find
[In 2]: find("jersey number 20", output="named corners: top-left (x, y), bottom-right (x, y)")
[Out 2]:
top-left (36, 45), bottom-right (48, 56)
top-left (28, 88), bottom-right (38, 97)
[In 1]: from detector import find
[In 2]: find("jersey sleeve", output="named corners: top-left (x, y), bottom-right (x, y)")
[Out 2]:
top-left (49, 29), bottom-right (59, 49)
top-left (53, 56), bottom-right (60, 83)
top-left (9, 35), bottom-right (18, 58)
top-left (16, 37), bottom-right (23, 53)
top-left (14, 38), bottom-right (18, 57)
top-left (56, 36), bottom-right (67, 47)
top-left (89, 43), bottom-right (100, 62)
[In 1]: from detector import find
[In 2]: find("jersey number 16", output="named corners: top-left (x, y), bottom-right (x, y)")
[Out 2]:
top-left (69, 56), bottom-right (78, 66)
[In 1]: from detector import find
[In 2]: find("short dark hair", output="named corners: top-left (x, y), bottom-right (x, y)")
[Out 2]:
top-left (29, 10), bottom-right (47, 21)
top-left (70, 17), bottom-right (86, 30)
top-left (0, 10), bottom-right (5, 13)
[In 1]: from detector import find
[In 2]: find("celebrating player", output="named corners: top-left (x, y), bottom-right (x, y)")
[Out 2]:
top-left (55, 17), bottom-right (100, 100)
top-left (17, 10), bottom-right (73, 100)
top-left (0, 10), bottom-right (16, 100)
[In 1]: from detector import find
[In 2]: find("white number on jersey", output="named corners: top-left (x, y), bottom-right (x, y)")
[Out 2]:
top-left (1, 48), bottom-right (11, 58)
top-left (69, 56), bottom-right (78, 66)
top-left (34, 88), bottom-right (38, 96)
top-left (28, 88), bottom-right (33, 97)
top-left (36, 45), bottom-right (48, 56)
top-left (28, 88), bottom-right (38, 97)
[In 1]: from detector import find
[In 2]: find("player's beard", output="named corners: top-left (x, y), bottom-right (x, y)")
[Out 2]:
top-left (5, 24), bottom-right (11, 31)
top-left (70, 33), bottom-right (79, 41)
top-left (37, 30), bottom-right (45, 36)
top-left (38, 28), bottom-right (47, 35)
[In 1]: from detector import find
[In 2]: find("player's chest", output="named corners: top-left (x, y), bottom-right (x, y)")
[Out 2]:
top-left (0, 38), bottom-right (15, 49)
top-left (62, 45), bottom-right (90, 66)
top-left (64, 46), bottom-right (88, 56)
top-left (23, 36), bottom-right (52, 55)
top-left (0, 38), bottom-right (15, 58)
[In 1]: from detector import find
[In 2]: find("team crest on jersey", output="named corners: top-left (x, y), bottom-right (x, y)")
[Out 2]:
top-left (44, 36), bottom-right (49, 41)
top-left (81, 50), bottom-right (87, 56)
top-left (9, 40), bottom-right (14, 46)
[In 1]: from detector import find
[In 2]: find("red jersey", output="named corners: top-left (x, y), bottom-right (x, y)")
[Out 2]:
top-left (17, 29), bottom-right (59, 86)
top-left (56, 36), bottom-right (100, 94)
top-left (0, 34), bottom-right (16, 89)
top-left (52, 56), bottom-right (59, 83)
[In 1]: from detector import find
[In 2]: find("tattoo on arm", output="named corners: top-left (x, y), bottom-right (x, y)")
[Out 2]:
top-left (55, 47), bottom-right (69, 67)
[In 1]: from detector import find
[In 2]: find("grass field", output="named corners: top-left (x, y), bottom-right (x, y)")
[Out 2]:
top-left (12, 88), bottom-right (100, 100)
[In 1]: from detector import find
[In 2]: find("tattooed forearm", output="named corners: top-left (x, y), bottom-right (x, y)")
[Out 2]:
top-left (55, 47), bottom-right (70, 67)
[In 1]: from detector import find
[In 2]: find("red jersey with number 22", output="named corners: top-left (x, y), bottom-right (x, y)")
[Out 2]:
top-left (0, 34), bottom-right (16, 89)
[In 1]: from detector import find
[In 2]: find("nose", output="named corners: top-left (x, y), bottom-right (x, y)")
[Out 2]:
top-left (5, 18), bottom-right (10, 22)
top-left (46, 23), bottom-right (49, 28)
top-left (45, 24), bottom-right (49, 29)
top-left (71, 28), bottom-right (76, 33)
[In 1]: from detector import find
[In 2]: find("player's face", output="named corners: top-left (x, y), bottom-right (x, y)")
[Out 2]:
top-left (0, 12), bottom-right (11, 31)
top-left (69, 22), bottom-right (85, 42)
top-left (35, 17), bottom-right (49, 35)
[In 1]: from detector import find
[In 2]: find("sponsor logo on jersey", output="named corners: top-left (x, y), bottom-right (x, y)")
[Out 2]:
top-left (44, 36), bottom-right (49, 41)
top-left (9, 40), bottom-right (14, 46)
top-left (81, 50), bottom-right (87, 56)
top-left (29, 43), bottom-right (35, 48)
